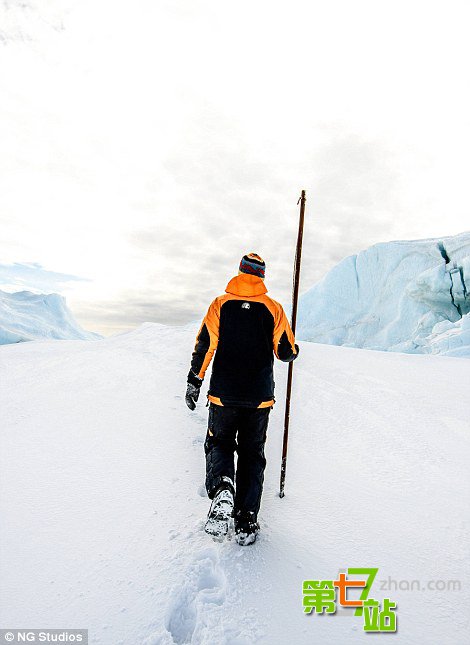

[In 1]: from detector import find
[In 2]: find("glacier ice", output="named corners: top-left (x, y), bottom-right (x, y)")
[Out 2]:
top-left (297, 231), bottom-right (470, 357)
top-left (0, 289), bottom-right (101, 344)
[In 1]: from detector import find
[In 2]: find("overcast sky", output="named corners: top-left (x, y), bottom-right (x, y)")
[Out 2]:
top-left (1, 0), bottom-right (469, 335)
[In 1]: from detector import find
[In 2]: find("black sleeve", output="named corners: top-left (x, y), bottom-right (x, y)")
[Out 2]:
top-left (189, 323), bottom-right (210, 379)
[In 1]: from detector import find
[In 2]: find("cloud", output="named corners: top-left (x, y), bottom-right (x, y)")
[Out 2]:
top-left (1, 0), bottom-right (470, 336)
top-left (124, 124), bottom-right (408, 326)
top-left (305, 132), bottom-right (405, 271)
top-left (73, 293), bottom-right (201, 336)
top-left (0, 262), bottom-right (87, 293)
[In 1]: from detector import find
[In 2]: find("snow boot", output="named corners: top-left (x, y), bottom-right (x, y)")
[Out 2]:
top-left (204, 476), bottom-right (234, 541)
top-left (234, 510), bottom-right (259, 546)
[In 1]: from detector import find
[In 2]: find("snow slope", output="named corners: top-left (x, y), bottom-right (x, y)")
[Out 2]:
top-left (1, 324), bottom-right (469, 644)
top-left (297, 231), bottom-right (470, 356)
top-left (0, 289), bottom-right (101, 344)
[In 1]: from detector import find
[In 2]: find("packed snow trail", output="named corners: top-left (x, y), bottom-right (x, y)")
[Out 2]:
top-left (1, 323), bottom-right (469, 644)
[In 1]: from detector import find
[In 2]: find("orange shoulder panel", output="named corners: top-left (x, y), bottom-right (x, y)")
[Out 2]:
top-left (197, 297), bottom-right (221, 379)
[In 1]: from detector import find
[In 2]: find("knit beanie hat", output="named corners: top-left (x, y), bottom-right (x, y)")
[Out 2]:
top-left (239, 253), bottom-right (266, 279)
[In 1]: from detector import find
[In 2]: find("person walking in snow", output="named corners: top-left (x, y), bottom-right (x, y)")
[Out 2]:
top-left (185, 253), bottom-right (299, 545)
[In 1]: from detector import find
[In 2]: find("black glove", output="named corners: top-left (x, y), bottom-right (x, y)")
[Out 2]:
top-left (186, 370), bottom-right (202, 411)
top-left (287, 343), bottom-right (300, 362)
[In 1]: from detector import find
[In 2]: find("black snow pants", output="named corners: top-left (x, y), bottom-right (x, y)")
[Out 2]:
top-left (204, 403), bottom-right (271, 516)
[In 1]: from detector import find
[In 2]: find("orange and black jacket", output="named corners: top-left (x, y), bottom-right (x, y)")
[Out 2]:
top-left (188, 273), bottom-right (298, 408)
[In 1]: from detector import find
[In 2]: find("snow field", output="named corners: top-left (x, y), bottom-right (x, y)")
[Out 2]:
top-left (1, 323), bottom-right (469, 644)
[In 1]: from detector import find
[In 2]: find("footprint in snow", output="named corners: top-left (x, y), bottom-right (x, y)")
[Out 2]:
top-left (145, 548), bottom-right (230, 644)
top-left (197, 484), bottom-right (208, 498)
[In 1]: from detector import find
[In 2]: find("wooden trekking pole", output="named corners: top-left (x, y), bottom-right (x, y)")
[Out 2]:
top-left (279, 190), bottom-right (306, 498)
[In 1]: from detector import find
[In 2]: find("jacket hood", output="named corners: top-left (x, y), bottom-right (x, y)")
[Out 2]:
top-left (225, 273), bottom-right (267, 297)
